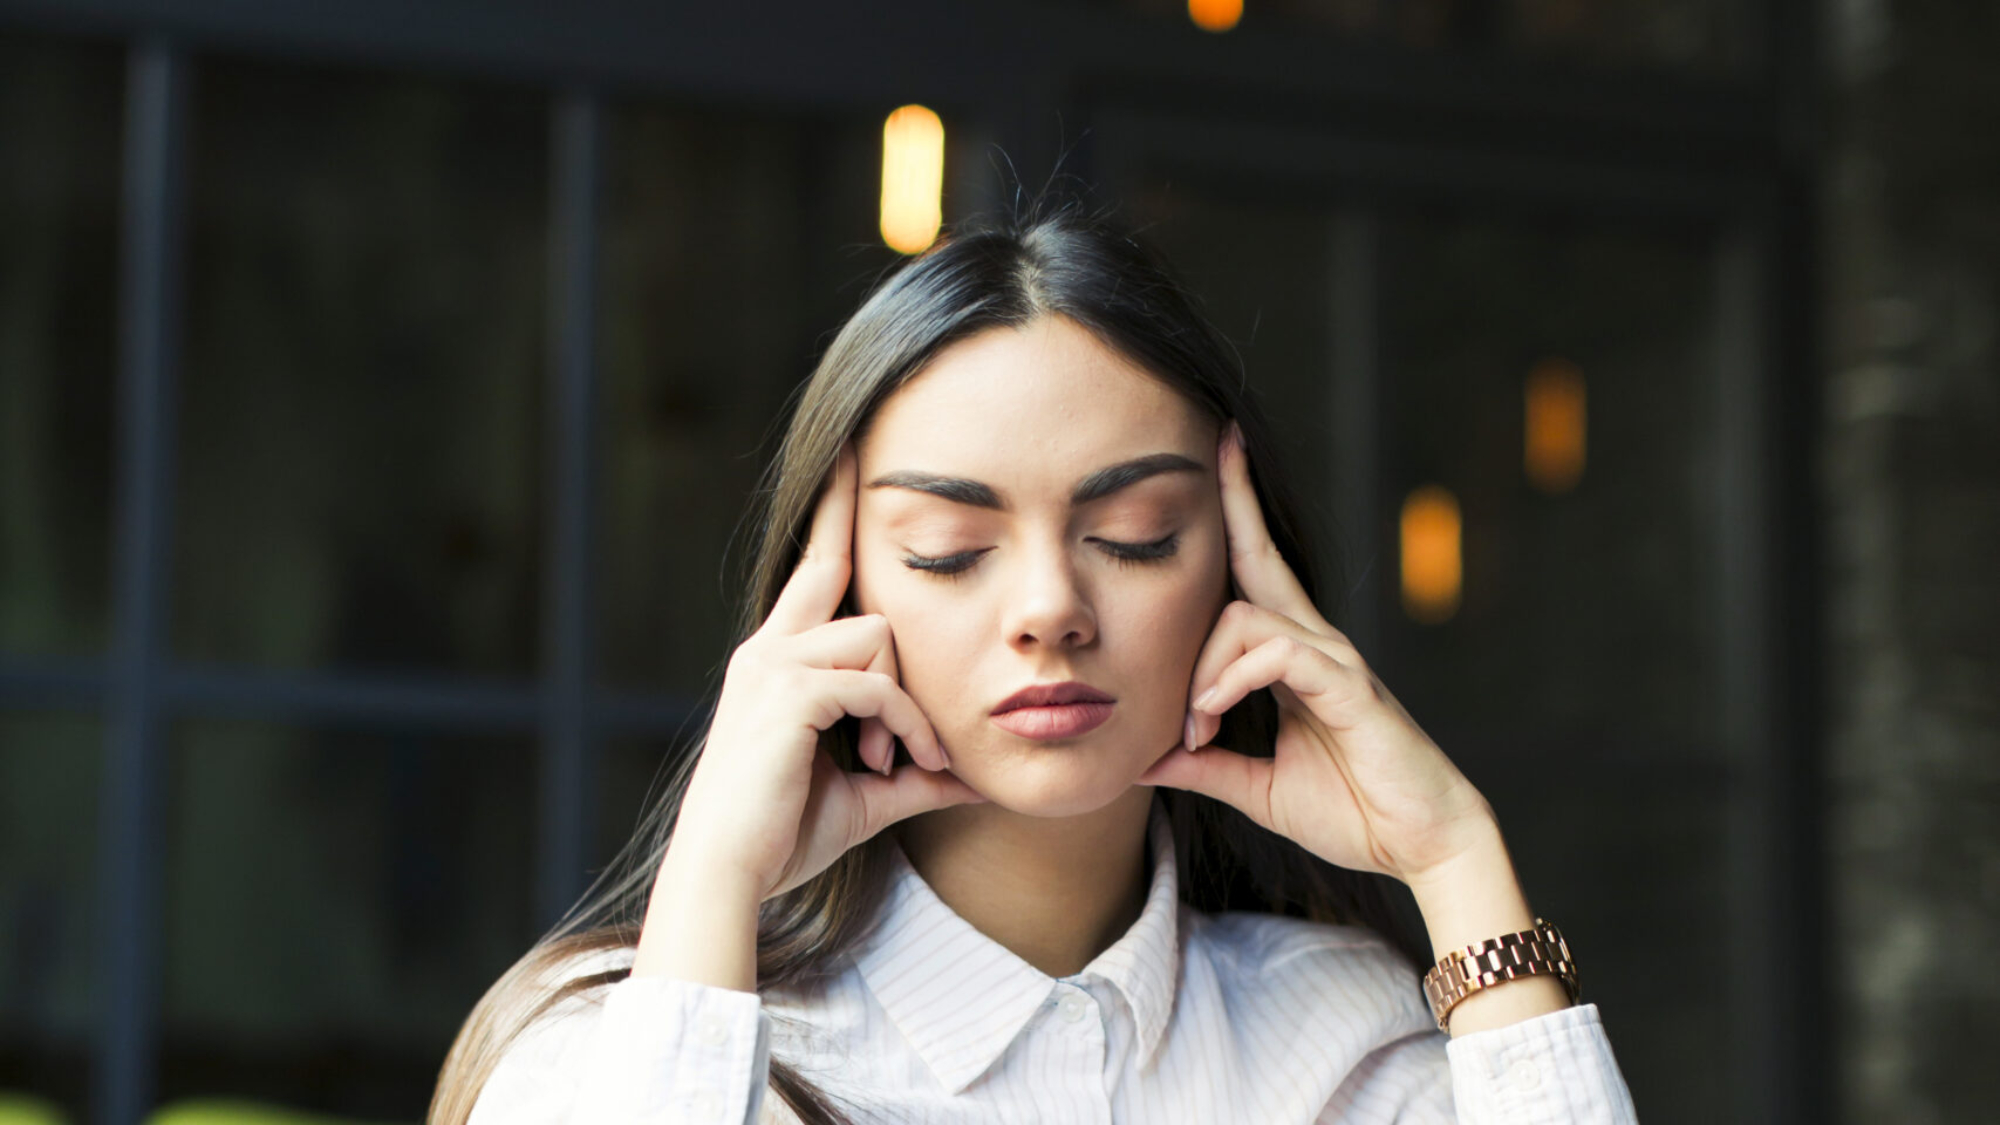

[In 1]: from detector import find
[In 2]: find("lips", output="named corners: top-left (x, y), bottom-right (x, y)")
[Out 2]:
top-left (991, 681), bottom-right (1115, 714)
top-left (990, 681), bottom-right (1117, 741)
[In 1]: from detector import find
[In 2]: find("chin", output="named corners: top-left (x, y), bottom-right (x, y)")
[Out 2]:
top-left (949, 740), bottom-right (1143, 819)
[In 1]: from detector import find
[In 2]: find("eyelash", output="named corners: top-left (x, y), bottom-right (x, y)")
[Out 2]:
top-left (902, 534), bottom-right (1182, 579)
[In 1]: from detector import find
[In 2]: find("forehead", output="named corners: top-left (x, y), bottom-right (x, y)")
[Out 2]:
top-left (860, 316), bottom-right (1208, 481)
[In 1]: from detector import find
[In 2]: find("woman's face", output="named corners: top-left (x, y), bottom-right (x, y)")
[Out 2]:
top-left (850, 314), bottom-right (1231, 818)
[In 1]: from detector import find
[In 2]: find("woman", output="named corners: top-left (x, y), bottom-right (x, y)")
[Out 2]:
top-left (429, 197), bottom-right (1639, 1123)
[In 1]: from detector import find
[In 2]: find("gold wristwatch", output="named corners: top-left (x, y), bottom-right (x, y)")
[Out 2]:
top-left (1422, 916), bottom-right (1580, 1033)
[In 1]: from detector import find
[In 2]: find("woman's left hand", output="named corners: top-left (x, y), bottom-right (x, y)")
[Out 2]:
top-left (1137, 421), bottom-right (1498, 887)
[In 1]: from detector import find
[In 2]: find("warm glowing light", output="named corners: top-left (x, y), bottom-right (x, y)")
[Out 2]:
top-left (1188, 0), bottom-right (1243, 32)
top-left (880, 104), bottom-right (944, 255)
top-left (1524, 357), bottom-right (1587, 493)
top-left (1400, 486), bottom-right (1462, 624)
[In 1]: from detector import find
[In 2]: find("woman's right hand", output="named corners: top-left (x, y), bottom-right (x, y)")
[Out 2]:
top-left (664, 442), bottom-right (987, 905)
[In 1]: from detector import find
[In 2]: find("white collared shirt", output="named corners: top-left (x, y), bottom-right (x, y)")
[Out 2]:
top-left (469, 795), bottom-right (1639, 1123)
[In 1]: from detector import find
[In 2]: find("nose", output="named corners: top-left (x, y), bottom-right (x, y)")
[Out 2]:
top-left (1001, 533), bottom-right (1097, 651)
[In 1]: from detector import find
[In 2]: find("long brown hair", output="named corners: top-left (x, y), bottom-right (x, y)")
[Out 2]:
top-left (428, 192), bottom-right (1428, 1125)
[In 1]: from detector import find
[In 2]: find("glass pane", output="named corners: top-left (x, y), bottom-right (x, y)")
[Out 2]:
top-left (1126, 171), bottom-right (1739, 1119)
top-left (1082, 0), bottom-right (1748, 79)
top-left (594, 733), bottom-right (693, 883)
top-left (1380, 211), bottom-right (1730, 1121)
top-left (1380, 215), bottom-right (1724, 752)
top-left (158, 720), bottom-right (536, 1118)
top-left (596, 101), bottom-right (895, 690)
top-left (0, 32), bottom-right (121, 660)
top-left (172, 55), bottom-right (549, 676)
top-left (0, 711), bottom-right (101, 1121)
top-left (1121, 183), bottom-right (1351, 601)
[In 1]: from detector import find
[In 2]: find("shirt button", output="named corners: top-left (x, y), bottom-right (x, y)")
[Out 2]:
top-left (1507, 1059), bottom-right (1542, 1091)
top-left (696, 1014), bottom-right (729, 1046)
top-left (688, 1090), bottom-right (721, 1116)
top-left (1060, 994), bottom-right (1089, 1023)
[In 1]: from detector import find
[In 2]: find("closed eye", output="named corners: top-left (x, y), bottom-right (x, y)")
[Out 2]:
top-left (902, 534), bottom-right (1181, 580)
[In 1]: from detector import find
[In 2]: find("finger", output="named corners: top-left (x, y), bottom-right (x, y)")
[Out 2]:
top-left (764, 444), bottom-right (858, 637)
top-left (859, 716), bottom-right (893, 778)
top-left (788, 614), bottom-right (945, 775)
top-left (788, 612), bottom-right (944, 768)
top-left (1135, 741), bottom-right (1276, 833)
top-left (807, 668), bottom-right (946, 770)
top-left (1191, 634), bottom-right (1364, 750)
top-left (787, 617), bottom-right (898, 772)
top-left (858, 614), bottom-right (935, 774)
top-left (860, 619), bottom-right (898, 775)
top-left (847, 765), bottom-right (988, 843)
top-left (787, 612), bottom-right (893, 670)
top-left (1216, 420), bottom-right (1327, 630)
top-left (1186, 601), bottom-right (1362, 750)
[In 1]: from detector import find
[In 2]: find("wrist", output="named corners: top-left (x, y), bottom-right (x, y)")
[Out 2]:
top-left (1405, 821), bottom-right (1572, 1036)
top-left (631, 843), bottom-right (763, 991)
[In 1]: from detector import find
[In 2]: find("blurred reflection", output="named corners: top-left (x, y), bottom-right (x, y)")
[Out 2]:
top-left (880, 104), bottom-right (945, 254)
top-left (1524, 356), bottom-right (1588, 494)
top-left (1382, 210), bottom-right (1732, 1121)
top-left (1130, 177), bottom-right (1737, 1120)
top-left (1400, 484), bottom-right (1463, 623)
top-left (1089, 0), bottom-right (1747, 76)
top-left (1383, 213), bottom-right (1721, 749)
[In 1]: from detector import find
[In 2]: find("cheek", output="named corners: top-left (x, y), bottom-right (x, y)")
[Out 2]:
top-left (850, 556), bottom-right (979, 711)
top-left (1118, 541), bottom-right (1231, 684)
top-left (1163, 530), bottom-right (1231, 646)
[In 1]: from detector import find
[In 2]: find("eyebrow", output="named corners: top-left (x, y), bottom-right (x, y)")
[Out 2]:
top-left (866, 452), bottom-right (1204, 511)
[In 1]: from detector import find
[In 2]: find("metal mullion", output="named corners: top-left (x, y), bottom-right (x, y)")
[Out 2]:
top-left (0, 658), bottom-right (107, 708)
top-left (538, 88), bottom-right (604, 932)
top-left (594, 688), bottom-right (704, 739)
top-left (1720, 0), bottom-right (1826, 1118)
top-left (0, 0), bottom-right (1775, 156)
top-left (160, 664), bottom-right (543, 731)
top-left (1714, 221), bottom-right (1775, 1125)
top-left (96, 37), bottom-right (187, 1125)
top-left (1718, 198), bottom-right (1826, 1124)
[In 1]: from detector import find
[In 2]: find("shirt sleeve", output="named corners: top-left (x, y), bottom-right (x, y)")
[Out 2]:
top-left (1442, 1002), bottom-right (1638, 1124)
top-left (467, 974), bottom-right (772, 1125)
top-left (1315, 1003), bottom-right (1638, 1124)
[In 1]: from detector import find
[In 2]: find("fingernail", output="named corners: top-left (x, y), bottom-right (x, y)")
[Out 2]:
top-left (1183, 711), bottom-right (1198, 752)
top-left (1194, 686), bottom-right (1217, 710)
top-left (1230, 421), bottom-right (1244, 451)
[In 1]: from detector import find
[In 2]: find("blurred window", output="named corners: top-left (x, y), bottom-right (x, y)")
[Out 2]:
top-left (1131, 184), bottom-right (1735, 1121)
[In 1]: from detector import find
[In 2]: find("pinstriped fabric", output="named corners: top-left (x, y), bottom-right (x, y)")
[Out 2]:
top-left (469, 793), bottom-right (1640, 1123)
top-left (840, 798), bottom-right (1183, 1095)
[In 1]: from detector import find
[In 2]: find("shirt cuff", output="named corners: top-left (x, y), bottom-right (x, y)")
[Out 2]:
top-left (571, 974), bottom-right (772, 1123)
top-left (1444, 1002), bottom-right (1638, 1125)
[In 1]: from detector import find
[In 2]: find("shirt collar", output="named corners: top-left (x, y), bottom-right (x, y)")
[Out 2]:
top-left (849, 795), bottom-right (1183, 1095)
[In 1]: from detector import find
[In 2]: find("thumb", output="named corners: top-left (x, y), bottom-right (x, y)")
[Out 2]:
top-left (1136, 742), bottom-right (1276, 833)
top-left (853, 764), bottom-right (988, 839)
